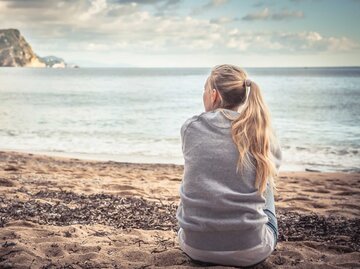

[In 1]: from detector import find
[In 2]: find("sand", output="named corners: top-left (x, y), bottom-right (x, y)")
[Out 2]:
top-left (0, 150), bottom-right (359, 268)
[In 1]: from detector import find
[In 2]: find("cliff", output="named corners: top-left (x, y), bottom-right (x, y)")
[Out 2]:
top-left (0, 29), bottom-right (74, 68)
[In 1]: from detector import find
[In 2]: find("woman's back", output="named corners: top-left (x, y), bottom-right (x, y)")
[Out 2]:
top-left (176, 108), bottom-right (281, 252)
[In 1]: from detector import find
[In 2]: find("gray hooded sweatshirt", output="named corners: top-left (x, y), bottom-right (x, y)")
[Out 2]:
top-left (176, 108), bottom-right (282, 251)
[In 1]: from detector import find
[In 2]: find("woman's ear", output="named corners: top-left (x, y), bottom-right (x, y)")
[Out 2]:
top-left (210, 89), bottom-right (216, 104)
top-left (211, 89), bottom-right (222, 106)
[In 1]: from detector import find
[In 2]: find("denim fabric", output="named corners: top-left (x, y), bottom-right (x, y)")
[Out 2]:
top-left (263, 181), bottom-right (278, 248)
top-left (264, 209), bottom-right (278, 247)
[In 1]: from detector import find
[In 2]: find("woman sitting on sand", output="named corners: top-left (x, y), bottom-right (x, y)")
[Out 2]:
top-left (176, 64), bottom-right (282, 267)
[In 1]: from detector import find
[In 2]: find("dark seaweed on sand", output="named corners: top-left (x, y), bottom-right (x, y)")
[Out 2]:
top-left (0, 189), bottom-right (359, 252)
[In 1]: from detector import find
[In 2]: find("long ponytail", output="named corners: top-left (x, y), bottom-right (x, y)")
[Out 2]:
top-left (231, 81), bottom-right (277, 193)
top-left (207, 64), bottom-right (278, 194)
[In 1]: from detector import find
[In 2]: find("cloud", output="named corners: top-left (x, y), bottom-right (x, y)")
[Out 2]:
top-left (242, 8), bottom-right (304, 21)
top-left (1, 0), bottom-right (76, 9)
top-left (80, 0), bottom-right (108, 20)
top-left (207, 0), bottom-right (228, 7)
top-left (0, 0), bottom-right (357, 66)
top-left (252, 1), bottom-right (278, 7)
top-left (0, 0), bottom-right (225, 53)
top-left (226, 31), bottom-right (359, 53)
top-left (111, 0), bottom-right (182, 9)
top-left (242, 7), bottom-right (270, 20)
top-left (110, 0), bottom-right (177, 4)
top-left (210, 16), bottom-right (239, 24)
top-left (271, 10), bottom-right (304, 20)
top-left (276, 32), bottom-right (359, 52)
top-left (191, 0), bottom-right (228, 15)
top-left (111, 0), bottom-right (181, 15)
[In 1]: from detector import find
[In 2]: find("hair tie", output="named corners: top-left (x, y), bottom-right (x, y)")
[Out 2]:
top-left (244, 79), bottom-right (251, 101)
top-left (244, 79), bottom-right (252, 87)
top-left (237, 79), bottom-right (252, 114)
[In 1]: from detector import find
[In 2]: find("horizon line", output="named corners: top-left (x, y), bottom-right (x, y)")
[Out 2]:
top-left (42, 65), bottom-right (360, 68)
top-left (2, 65), bottom-right (360, 69)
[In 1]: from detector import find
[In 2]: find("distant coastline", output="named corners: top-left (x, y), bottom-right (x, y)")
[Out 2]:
top-left (0, 29), bottom-right (77, 68)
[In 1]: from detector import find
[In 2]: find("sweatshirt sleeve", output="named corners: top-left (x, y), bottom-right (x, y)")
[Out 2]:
top-left (264, 182), bottom-right (276, 215)
top-left (265, 135), bottom-right (282, 213)
top-left (180, 115), bottom-right (199, 153)
top-left (263, 135), bottom-right (281, 240)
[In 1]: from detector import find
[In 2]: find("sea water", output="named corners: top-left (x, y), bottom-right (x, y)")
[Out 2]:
top-left (0, 67), bottom-right (359, 172)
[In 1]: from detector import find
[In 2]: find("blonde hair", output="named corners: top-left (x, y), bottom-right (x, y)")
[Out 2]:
top-left (206, 64), bottom-right (278, 193)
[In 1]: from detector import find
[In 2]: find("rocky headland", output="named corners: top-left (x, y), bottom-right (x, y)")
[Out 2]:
top-left (0, 29), bottom-right (76, 68)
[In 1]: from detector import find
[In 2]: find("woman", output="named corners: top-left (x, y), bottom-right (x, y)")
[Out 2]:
top-left (176, 64), bottom-right (282, 267)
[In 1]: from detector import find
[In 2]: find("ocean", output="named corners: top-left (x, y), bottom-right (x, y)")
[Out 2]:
top-left (0, 67), bottom-right (359, 172)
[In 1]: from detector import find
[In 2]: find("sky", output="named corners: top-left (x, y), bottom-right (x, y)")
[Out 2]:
top-left (0, 0), bottom-right (359, 67)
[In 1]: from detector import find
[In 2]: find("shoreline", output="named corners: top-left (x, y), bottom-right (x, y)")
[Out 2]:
top-left (0, 150), bottom-right (359, 268)
top-left (1, 148), bottom-right (357, 173)
top-left (0, 148), bottom-right (185, 166)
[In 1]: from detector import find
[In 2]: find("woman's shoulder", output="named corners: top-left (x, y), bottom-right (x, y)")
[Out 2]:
top-left (180, 112), bottom-right (206, 138)
top-left (181, 109), bottom-right (238, 136)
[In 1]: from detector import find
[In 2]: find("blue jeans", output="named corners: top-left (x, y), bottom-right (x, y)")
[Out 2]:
top-left (263, 182), bottom-right (278, 248)
top-left (264, 209), bottom-right (278, 247)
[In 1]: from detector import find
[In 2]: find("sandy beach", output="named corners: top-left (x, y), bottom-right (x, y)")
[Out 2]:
top-left (0, 150), bottom-right (359, 268)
